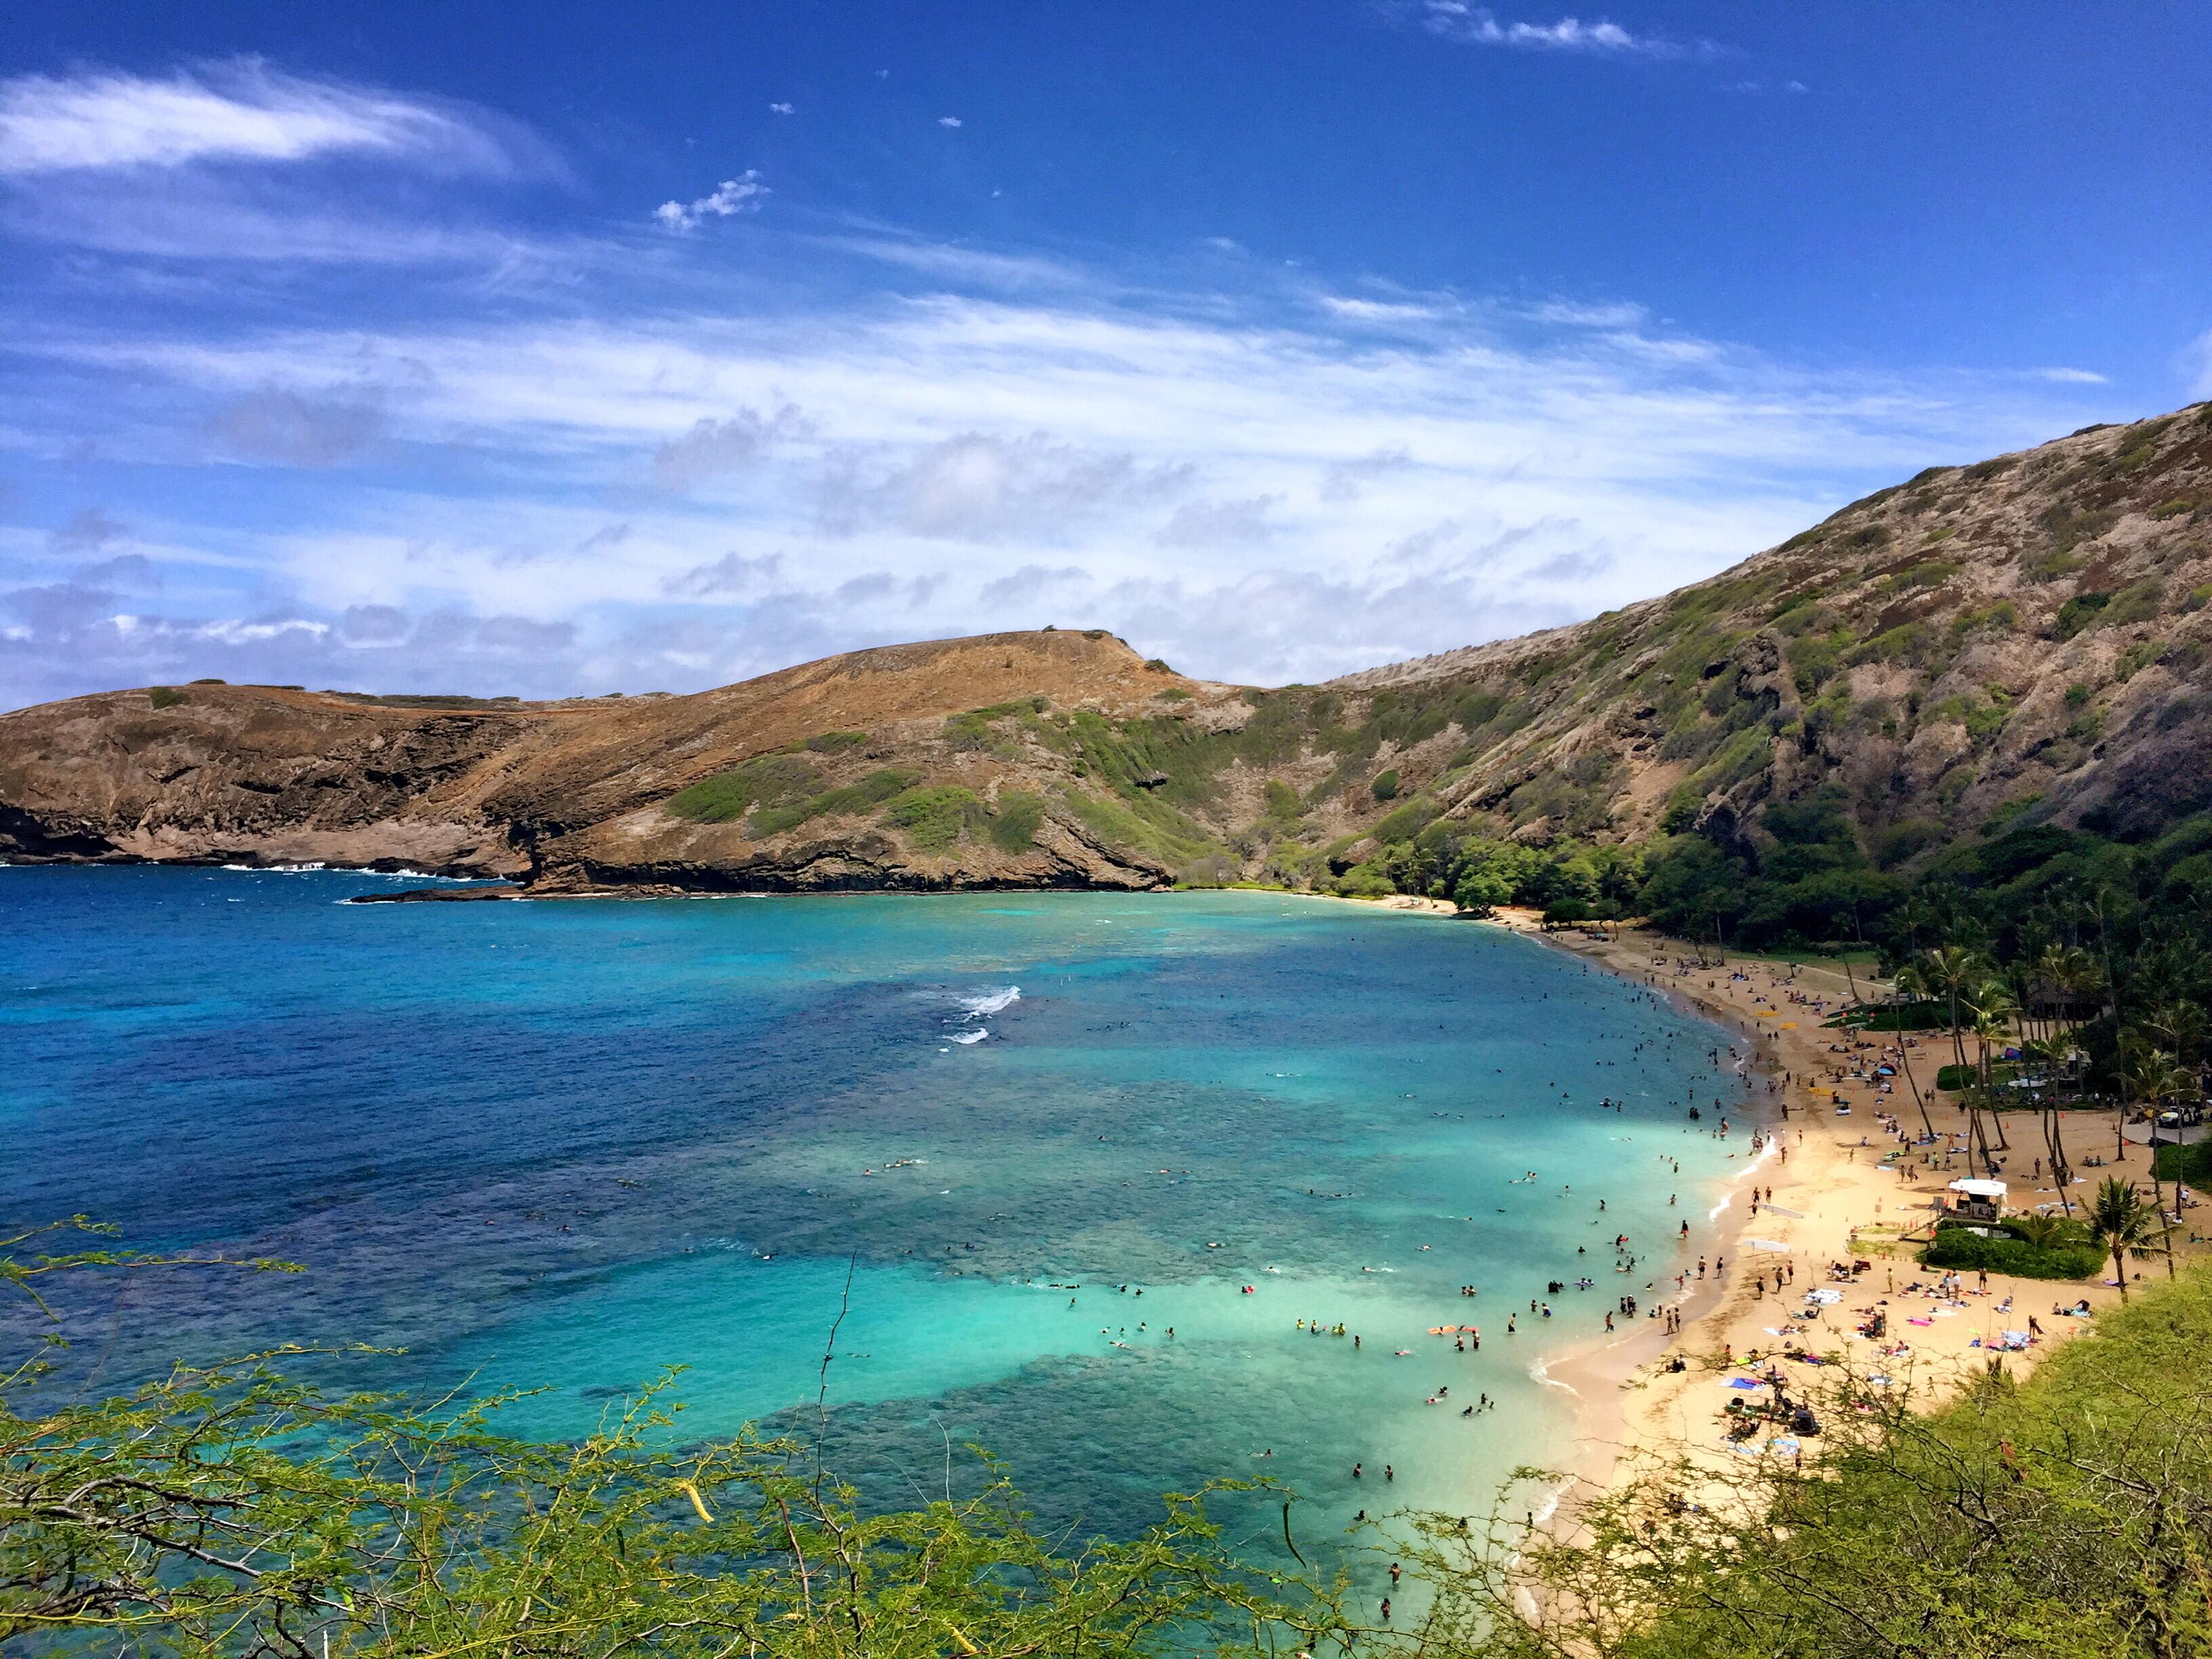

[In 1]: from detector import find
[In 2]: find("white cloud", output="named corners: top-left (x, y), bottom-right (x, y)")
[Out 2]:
top-left (1521, 298), bottom-right (1646, 329)
top-left (1320, 447), bottom-right (1413, 501)
top-left (1414, 3), bottom-right (1708, 59)
top-left (2032, 366), bottom-right (2107, 386)
top-left (654, 170), bottom-right (767, 232)
top-left (0, 62), bottom-right (504, 175)
top-left (821, 432), bottom-right (1193, 541)
top-left (2186, 332), bottom-right (2212, 400)
top-left (1319, 295), bottom-right (1442, 325)
top-left (2, 245), bottom-right (2108, 704)
top-left (653, 404), bottom-right (813, 489)
top-left (811, 230), bottom-right (1079, 289)
top-left (769, 102), bottom-right (795, 115)
top-left (938, 116), bottom-right (963, 129)
top-left (1155, 495), bottom-right (1283, 548)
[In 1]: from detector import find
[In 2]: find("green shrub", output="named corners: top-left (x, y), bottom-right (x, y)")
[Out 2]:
top-left (1921, 1226), bottom-right (2102, 1280)
top-left (1370, 769), bottom-right (1399, 802)
top-left (2053, 592), bottom-right (2112, 639)
top-left (2150, 497), bottom-right (2196, 520)
top-left (2115, 639), bottom-right (2161, 682)
top-left (1949, 601), bottom-right (2017, 640)
top-left (2152, 1141), bottom-right (2212, 1185)
top-left (663, 755), bottom-right (819, 824)
top-left (988, 791), bottom-right (1046, 853)
top-left (1882, 558), bottom-right (1957, 593)
top-left (1370, 797), bottom-right (1439, 845)
top-left (880, 786), bottom-right (986, 851)
top-left (2102, 577), bottom-right (2165, 628)
top-left (146, 687), bottom-right (186, 710)
top-left (803, 731), bottom-right (867, 753)
top-left (664, 774), bottom-right (753, 823)
top-left (747, 769), bottom-right (919, 837)
top-left (1848, 621), bottom-right (1938, 669)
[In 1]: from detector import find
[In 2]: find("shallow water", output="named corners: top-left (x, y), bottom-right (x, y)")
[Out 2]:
top-left (1, 868), bottom-right (1752, 1568)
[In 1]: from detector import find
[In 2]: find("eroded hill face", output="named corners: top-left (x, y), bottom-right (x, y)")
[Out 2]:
top-left (5, 404), bottom-right (2211, 892)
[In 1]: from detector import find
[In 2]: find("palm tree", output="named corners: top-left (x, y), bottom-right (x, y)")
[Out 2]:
top-left (1966, 979), bottom-right (2020, 1157)
top-left (2150, 999), bottom-right (2209, 1069)
top-left (1889, 960), bottom-right (1938, 1142)
top-left (2085, 1176), bottom-right (2171, 1301)
top-left (2122, 1042), bottom-right (2192, 1235)
top-left (2008, 1212), bottom-right (2088, 1252)
top-left (1922, 943), bottom-right (1985, 1078)
top-left (2020, 1034), bottom-right (2078, 1211)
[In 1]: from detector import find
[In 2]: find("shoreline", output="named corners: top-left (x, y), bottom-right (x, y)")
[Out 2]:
top-left (1493, 909), bottom-right (2160, 1519)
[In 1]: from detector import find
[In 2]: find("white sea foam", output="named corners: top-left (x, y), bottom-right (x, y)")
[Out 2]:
top-left (949, 1029), bottom-right (989, 1045)
top-left (1707, 1134), bottom-right (1780, 1221)
top-left (959, 985), bottom-right (1020, 1019)
top-left (221, 861), bottom-right (327, 873)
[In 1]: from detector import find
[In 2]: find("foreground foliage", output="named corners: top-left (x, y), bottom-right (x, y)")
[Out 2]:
top-left (1, 1221), bottom-right (1345, 1657)
top-left (12, 1242), bottom-right (2212, 1656)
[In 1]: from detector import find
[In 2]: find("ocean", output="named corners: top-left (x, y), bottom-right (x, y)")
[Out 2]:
top-left (1, 866), bottom-right (1750, 1570)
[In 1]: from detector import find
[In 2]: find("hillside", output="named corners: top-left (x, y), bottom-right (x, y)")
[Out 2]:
top-left (4, 403), bottom-right (2211, 896)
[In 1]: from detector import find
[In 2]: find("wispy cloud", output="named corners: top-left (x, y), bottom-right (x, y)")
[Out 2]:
top-left (769, 102), bottom-right (794, 116)
top-left (810, 228), bottom-right (1082, 289)
top-left (1319, 295), bottom-right (1443, 325)
top-left (2033, 366), bottom-right (2108, 386)
top-left (937, 115), bottom-right (964, 129)
top-left (1410, 3), bottom-right (1713, 60)
top-left (0, 62), bottom-right (509, 175)
top-left (1, 201), bottom-right (2105, 705)
top-left (653, 171), bottom-right (767, 232)
top-left (2186, 332), bottom-right (2212, 400)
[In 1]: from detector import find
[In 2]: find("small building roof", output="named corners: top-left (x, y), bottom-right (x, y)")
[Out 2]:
top-left (1948, 1178), bottom-right (2007, 1198)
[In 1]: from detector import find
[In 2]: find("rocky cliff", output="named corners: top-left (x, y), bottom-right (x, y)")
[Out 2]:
top-left (6, 403), bottom-right (2211, 892)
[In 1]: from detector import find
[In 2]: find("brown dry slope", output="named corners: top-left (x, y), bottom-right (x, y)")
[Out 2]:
top-left (6, 403), bottom-right (2212, 891)
top-left (0, 630), bottom-right (1235, 890)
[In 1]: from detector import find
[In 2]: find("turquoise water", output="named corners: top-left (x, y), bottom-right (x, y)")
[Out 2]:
top-left (1, 868), bottom-right (1750, 1565)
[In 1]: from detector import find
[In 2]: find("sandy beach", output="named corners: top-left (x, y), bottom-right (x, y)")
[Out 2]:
top-left (1479, 908), bottom-right (2188, 1511)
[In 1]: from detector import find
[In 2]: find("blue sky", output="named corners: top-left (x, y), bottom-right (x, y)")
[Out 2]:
top-left (3, 4), bottom-right (2208, 709)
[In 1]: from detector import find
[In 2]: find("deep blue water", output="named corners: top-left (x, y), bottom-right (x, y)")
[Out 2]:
top-left (1, 867), bottom-right (1750, 1565)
